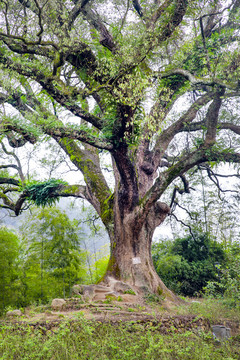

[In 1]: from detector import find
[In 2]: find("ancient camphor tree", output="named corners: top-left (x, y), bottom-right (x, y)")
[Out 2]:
top-left (0, 0), bottom-right (240, 299)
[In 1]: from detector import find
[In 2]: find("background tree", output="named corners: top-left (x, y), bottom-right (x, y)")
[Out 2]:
top-left (164, 162), bottom-right (240, 244)
top-left (20, 207), bottom-right (87, 302)
top-left (78, 206), bottom-right (110, 283)
top-left (0, 0), bottom-right (240, 298)
top-left (0, 227), bottom-right (20, 313)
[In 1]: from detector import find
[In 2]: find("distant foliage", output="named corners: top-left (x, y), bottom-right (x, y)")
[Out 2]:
top-left (0, 227), bottom-right (21, 313)
top-left (20, 207), bottom-right (87, 303)
top-left (152, 232), bottom-right (226, 296)
top-left (24, 179), bottom-right (67, 207)
top-left (204, 244), bottom-right (240, 307)
top-left (0, 206), bottom-right (89, 313)
top-left (89, 248), bottom-right (109, 284)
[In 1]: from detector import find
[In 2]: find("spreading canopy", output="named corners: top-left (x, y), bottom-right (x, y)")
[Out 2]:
top-left (0, 0), bottom-right (240, 295)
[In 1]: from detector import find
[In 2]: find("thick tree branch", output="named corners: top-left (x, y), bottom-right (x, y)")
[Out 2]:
top-left (55, 137), bottom-right (112, 218)
top-left (218, 122), bottom-right (240, 135)
top-left (180, 121), bottom-right (240, 136)
top-left (0, 121), bottom-right (37, 147)
top-left (158, 68), bottom-right (240, 90)
top-left (0, 183), bottom-right (89, 216)
top-left (132, 0), bottom-right (144, 18)
top-left (45, 126), bottom-right (113, 150)
top-left (204, 87), bottom-right (224, 146)
top-left (0, 191), bottom-right (17, 213)
top-left (0, 32), bottom-right (108, 94)
top-left (0, 177), bottom-right (20, 186)
top-left (68, 1), bottom-right (116, 52)
top-left (2, 121), bottom-right (112, 150)
top-left (0, 31), bottom-right (58, 50)
top-left (148, 0), bottom-right (171, 26)
top-left (156, 0), bottom-right (189, 44)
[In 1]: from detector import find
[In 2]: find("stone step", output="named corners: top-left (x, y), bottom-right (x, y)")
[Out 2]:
top-left (94, 286), bottom-right (112, 293)
top-left (93, 291), bottom-right (117, 301)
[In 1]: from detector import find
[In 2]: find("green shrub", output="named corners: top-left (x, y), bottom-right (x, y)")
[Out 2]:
top-left (204, 252), bottom-right (240, 308)
top-left (152, 232), bottom-right (226, 296)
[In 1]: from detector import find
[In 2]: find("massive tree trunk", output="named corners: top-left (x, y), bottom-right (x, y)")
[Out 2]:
top-left (107, 215), bottom-right (176, 299)
top-left (102, 177), bottom-right (179, 301)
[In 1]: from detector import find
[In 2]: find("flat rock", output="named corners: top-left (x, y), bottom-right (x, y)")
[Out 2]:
top-left (51, 298), bottom-right (66, 310)
top-left (112, 281), bottom-right (135, 294)
top-left (6, 309), bottom-right (22, 317)
top-left (107, 277), bottom-right (136, 294)
top-left (72, 281), bottom-right (136, 302)
top-left (212, 325), bottom-right (231, 340)
top-left (72, 284), bottom-right (84, 295)
top-left (72, 284), bottom-right (95, 301)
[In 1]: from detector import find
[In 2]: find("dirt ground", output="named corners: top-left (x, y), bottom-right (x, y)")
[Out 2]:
top-left (3, 295), bottom-right (240, 336)
top-left (2, 296), bottom-right (213, 335)
top-left (12, 294), bottom-right (167, 323)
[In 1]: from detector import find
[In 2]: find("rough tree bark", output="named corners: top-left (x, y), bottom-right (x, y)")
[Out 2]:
top-left (107, 200), bottom-right (174, 297)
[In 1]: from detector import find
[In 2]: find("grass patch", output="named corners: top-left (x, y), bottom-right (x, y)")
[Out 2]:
top-left (124, 289), bottom-right (136, 295)
top-left (144, 292), bottom-right (164, 304)
top-left (0, 319), bottom-right (239, 360)
top-left (174, 298), bottom-right (240, 323)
